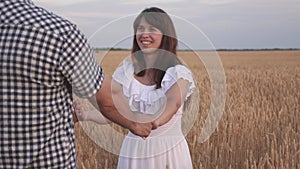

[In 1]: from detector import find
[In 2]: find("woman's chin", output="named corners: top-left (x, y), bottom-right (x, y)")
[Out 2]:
top-left (141, 48), bottom-right (157, 54)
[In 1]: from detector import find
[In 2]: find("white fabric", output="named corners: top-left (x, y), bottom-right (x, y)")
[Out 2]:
top-left (113, 60), bottom-right (195, 169)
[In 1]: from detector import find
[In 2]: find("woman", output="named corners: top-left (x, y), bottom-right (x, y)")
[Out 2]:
top-left (112, 7), bottom-right (196, 169)
top-left (75, 7), bottom-right (197, 169)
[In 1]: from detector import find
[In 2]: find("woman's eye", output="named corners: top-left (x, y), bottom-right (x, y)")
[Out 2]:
top-left (137, 27), bottom-right (144, 31)
top-left (151, 27), bottom-right (162, 34)
top-left (150, 27), bottom-right (158, 32)
top-left (136, 25), bottom-right (161, 34)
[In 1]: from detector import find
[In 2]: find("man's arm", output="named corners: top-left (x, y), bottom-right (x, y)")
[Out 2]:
top-left (89, 75), bottom-right (152, 137)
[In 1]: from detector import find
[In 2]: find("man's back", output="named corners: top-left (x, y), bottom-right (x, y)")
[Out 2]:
top-left (0, 0), bottom-right (104, 168)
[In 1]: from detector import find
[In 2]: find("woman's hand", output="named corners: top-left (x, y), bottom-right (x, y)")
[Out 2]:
top-left (73, 98), bottom-right (112, 124)
top-left (151, 120), bottom-right (160, 130)
top-left (73, 99), bottom-right (88, 122)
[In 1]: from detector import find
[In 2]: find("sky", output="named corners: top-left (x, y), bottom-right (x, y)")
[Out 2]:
top-left (33, 0), bottom-right (300, 50)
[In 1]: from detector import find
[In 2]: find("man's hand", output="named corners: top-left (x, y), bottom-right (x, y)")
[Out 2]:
top-left (129, 122), bottom-right (153, 138)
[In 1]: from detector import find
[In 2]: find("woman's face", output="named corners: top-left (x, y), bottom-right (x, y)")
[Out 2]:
top-left (135, 17), bottom-right (163, 54)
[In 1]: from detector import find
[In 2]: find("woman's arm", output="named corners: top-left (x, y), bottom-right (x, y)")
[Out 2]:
top-left (152, 78), bottom-right (190, 129)
top-left (73, 99), bottom-right (111, 124)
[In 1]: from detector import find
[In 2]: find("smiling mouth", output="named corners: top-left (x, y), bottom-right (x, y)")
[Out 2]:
top-left (141, 40), bottom-right (151, 45)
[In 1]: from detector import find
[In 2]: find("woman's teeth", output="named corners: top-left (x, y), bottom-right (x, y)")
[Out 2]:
top-left (142, 41), bottom-right (151, 45)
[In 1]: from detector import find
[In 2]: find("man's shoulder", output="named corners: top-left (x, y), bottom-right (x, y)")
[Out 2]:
top-left (29, 5), bottom-right (77, 36)
top-left (1, 1), bottom-right (78, 38)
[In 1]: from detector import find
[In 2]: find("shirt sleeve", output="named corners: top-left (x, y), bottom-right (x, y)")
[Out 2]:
top-left (59, 25), bottom-right (104, 98)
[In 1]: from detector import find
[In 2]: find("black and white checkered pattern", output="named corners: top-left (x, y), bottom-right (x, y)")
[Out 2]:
top-left (0, 0), bottom-right (104, 168)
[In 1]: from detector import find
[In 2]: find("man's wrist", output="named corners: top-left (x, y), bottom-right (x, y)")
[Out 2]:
top-left (127, 121), bottom-right (136, 132)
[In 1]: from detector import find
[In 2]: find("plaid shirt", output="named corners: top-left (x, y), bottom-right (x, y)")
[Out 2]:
top-left (0, 0), bottom-right (104, 168)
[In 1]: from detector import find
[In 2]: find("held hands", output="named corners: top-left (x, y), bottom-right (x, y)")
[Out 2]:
top-left (128, 122), bottom-right (153, 139)
top-left (129, 120), bottom-right (161, 139)
top-left (73, 99), bottom-right (158, 138)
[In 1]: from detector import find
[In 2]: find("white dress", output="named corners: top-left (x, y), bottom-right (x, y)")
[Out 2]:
top-left (113, 61), bottom-right (195, 169)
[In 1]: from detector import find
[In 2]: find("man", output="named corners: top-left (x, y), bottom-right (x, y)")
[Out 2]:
top-left (0, 0), bottom-right (152, 168)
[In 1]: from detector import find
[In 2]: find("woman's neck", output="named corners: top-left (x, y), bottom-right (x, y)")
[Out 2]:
top-left (143, 53), bottom-right (158, 69)
top-left (135, 69), bottom-right (156, 85)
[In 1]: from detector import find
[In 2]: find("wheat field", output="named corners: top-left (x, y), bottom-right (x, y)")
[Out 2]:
top-left (75, 50), bottom-right (300, 169)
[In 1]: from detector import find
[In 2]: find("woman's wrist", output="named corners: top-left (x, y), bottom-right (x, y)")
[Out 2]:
top-left (152, 119), bottom-right (160, 129)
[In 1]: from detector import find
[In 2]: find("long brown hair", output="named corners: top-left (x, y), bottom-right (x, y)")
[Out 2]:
top-left (131, 7), bottom-right (182, 89)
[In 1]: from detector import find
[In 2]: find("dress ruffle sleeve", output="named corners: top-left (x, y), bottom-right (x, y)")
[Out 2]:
top-left (161, 65), bottom-right (196, 100)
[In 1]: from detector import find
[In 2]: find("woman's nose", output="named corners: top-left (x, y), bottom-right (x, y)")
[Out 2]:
top-left (140, 31), bottom-right (150, 38)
